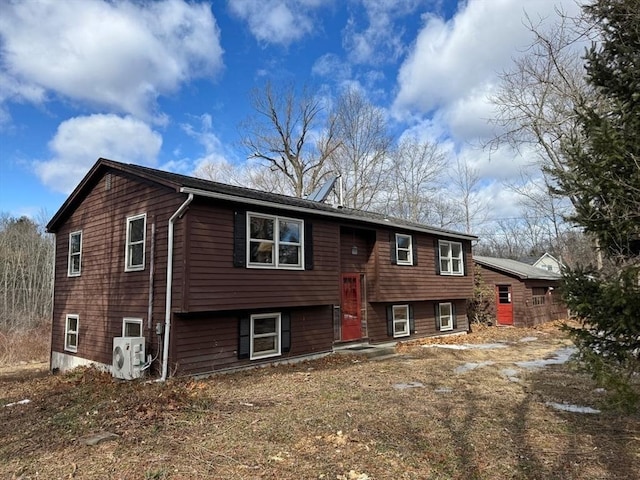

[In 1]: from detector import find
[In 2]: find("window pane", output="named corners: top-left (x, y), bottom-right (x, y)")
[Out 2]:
top-left (440, 259), bottom-right (449, 272)
top-left (254, 317), bottom-right (277, 335)
top-left (70, 234), bottom-right (81, 254)
top-left (397, 250), bottom-right (409, 262)
top-left (394, 321), bottom-right (408, 334)
top-left (393, 306), bottom-right (408, 320)
top-left (279, 220), bottom-right (300, 243)
top-left (129, 218), bottom-right (144, 242)
top-left (440, 303), bottom-right (451, 317)
top-left (69, 317), bottom-right (78, 331)
top-left (250, 217), bottom-right (274, 240)
top-left (124, 322), bottom-right (141, 337)
top-left (71, 256), bottom-right (80, 273)
top-left (279, 245), bottom-right (300, 265)
top-left (253, 336), bottom-right (277, 353)
top-left (129, 244), bottom-right (144, 267)
top-left (452, 259), bottom-right (461, 273)
top-left (451, 242), bottom-right (462, 258)
top-left (397, 235), bottom-right (410, 249)
top-left (66, 333), bottom-right (77, 347)
top-left (250, 241), bottom-right (274, 264)
top-left (440, 243), bottom-right (449, 257)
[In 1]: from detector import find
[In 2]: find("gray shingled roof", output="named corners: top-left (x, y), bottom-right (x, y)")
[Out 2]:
top-left (47, 158), bottom-right (478, 241)
top-left (474, 255), bottom-right (562, 281)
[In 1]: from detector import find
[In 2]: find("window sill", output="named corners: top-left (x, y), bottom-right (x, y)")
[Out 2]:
top-left (250, 351), bottom-right (281, 361)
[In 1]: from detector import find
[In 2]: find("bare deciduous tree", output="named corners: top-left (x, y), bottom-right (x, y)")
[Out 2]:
top-left (450, 158), bottom-right (488, 234)
top-left (384, 137), bottom-right (447, 223)
top-left (240, 81), bottom-right (339, 197)
top-left (329, 87), bottom-right (392, 210)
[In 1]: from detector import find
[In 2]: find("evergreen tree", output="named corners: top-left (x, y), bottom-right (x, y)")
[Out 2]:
top-left (551, 0), bottom-right (640, 410)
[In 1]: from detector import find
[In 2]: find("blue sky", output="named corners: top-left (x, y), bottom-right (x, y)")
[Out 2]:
top-left (0, 0), bottom-right (582, 222)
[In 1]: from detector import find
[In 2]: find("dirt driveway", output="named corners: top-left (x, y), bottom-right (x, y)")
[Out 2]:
top-left (1, 322), bottom-right (639, 480)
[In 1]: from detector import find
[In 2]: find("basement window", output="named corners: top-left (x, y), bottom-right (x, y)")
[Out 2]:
top-left (65, 314), bottom-right (79, 352)
top-left (392, 305), bottom-right (410, 338)
top-left (122, 318), bottom-right (143, 337)
top-left (250, 313), bottom-right (281, 360)
top-left (437, 303), bottom-right (454, 332)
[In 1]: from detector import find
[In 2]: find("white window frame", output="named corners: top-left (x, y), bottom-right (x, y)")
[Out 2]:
top-left (64, 314), bottom-right (79, 352)
top-left (67, 230), bottom-right (82, 277)
top-left (395, 234), bottom-right (413, 266)
top-left (439, 240), bottom-right (464, 276)
top-left (247, 213), bottom-right (304, 270)
top-left (438, 302), bottom-right (454, 332)
top-left (392, 304), bottom-right (410, 338)
top-left (122, 317), bottom-right (143, 337)
top-left (125, 213), bottom-right (146, 272)
top-left (250, 312), bottom-right (282, 360)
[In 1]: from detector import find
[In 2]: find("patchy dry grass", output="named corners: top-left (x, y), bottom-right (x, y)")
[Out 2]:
top-left (0, 322), bottom-right (50, 367)
top-left (1, 323), bottom-right (639, 479)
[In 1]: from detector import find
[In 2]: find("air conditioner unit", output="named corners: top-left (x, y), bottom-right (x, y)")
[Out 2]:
top-left (112, 337), bottom-right (145, 380)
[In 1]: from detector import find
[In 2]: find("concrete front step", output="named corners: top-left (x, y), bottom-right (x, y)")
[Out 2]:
top-left (334, 344), bottom-right (397, 359)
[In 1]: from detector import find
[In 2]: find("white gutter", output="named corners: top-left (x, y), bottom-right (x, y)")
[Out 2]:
top-left (160, 193), bottom-right (194, 381)
top-left (179, 186), bottom-right (477, 241)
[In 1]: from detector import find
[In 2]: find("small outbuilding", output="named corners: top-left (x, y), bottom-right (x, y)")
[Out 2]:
top-left (474, 255), bottom-right (567, 327)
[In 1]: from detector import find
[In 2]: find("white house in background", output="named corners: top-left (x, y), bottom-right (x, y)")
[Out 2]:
top-left (530, 253), bottom-right (563, 273)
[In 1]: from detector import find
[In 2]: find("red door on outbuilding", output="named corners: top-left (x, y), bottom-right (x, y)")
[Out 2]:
top-left (496, 285), bottom-right (513, 325)
top-left (341, 274), bottom-right (361, 341)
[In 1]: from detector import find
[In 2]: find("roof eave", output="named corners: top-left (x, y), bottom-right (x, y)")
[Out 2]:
top-left (180, 186), bottom-right (478, 241)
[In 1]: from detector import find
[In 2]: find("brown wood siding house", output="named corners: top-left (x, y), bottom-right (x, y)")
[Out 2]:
top-left (474, 256), bottom-right (567, 328)
top-left (46, 158), bottom-right (477, 378)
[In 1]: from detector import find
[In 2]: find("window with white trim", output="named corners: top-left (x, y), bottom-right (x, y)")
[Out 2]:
top-left (395, 234), bottom-right (413, 265)
top-left (123, 318), bottom-right (143, 337)
top-left (68, 231), bottom-right (82, 276)
top-left (439, 240), bottom-right (464, 275)
top-left (250, 313), bottom-right (281, 360)
top-left (125, 214), bottom-right (146, 271)
top-left (248, 213), bottom-right (303, 269)
top-left (438, 302), bottom-right (454, 331)
top-left (392, 305), bottom-right (410, 338)
top-left (65, 314), bottom-right (79, 352)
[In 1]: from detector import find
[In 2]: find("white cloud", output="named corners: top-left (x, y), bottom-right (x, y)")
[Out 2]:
top-left (0, 0), bottom-right (223, 122)
top-left (342, 0), bottom-right (423, 65)
top-left (35, 114), bottom-right (162, 193)
top-left (228, 0), bottom-right (329, 47)
top-left (392, 0), bottom-right (582, 119)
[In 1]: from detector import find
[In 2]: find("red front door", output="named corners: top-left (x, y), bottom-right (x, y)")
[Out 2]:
top-left (341, 274), bottom-right (362, 341)
top-left (496, 285), bottom-right (513, 325)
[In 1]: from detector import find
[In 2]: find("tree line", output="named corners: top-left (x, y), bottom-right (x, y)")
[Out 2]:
top-left (0, 214), bottom-right (54, 331)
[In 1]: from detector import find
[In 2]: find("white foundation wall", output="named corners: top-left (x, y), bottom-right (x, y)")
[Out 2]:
top-left (50, 351), bottom-right (111, 374)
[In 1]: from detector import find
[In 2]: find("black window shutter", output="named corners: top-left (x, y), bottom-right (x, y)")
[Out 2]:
top-left (390, 232), bottom-right (397, 264)
top-left (282, 312), bottom-right (291, 352)
top-left (434, 303), bottom-right (440, 331)
top-left (452, 302), bottom-right (457, 329)
top-left (238, 315), bottom-right (250, 359)
top-left (386, 305), bottom-right (393, 337)
top-left (435, 240), bottom-right (441, 274)
top-left (233, 210), bottom-right (247, 267)
top-left (304, 223), bottom-right (313, 270)
top-left (412, 235), bottom-right (418, 266)
top-left (409, 305), bottom-right (415, 334)
top-left (462, 244), bottom-right (468, 276)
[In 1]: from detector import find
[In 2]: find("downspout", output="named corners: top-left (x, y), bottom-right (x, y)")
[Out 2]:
top-left (161, 193), bottom-right (193, 381)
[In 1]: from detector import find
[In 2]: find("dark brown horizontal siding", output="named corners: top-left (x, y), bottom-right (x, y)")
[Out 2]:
top-left (523, 279), bottom-right (567, 327)
top-left (366, 299), bottom-right (468, 344)
top-left (182, 201), bottom-right (341, 312)
top-left (51, 170), bottom-right (185, 366)
top-left (172, 305), bottom-right (334, 376)
top-left (370, 230), bottom-right (474, 302)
